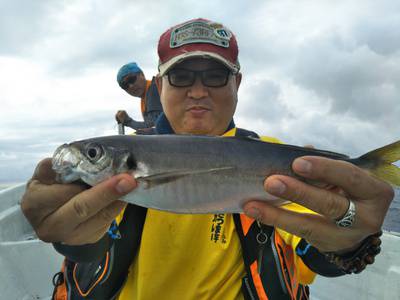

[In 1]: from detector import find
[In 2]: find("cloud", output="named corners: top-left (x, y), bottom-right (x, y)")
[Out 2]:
top-left (0, 0), bottom-right (60, 55)
top-left (289, 34), bottom-right (400, 122)
top-left (1, 0), bottom-right (259, 77)
top-left (238, 78), bottom-right (287, 122)
top-left (0, 0), bottom-right (399, 186)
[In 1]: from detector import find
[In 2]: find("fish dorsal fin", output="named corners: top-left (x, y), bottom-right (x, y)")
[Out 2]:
top-left (137, 166), bottom-right (235, 189)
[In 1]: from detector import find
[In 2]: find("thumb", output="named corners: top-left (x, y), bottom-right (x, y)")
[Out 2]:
top-left (31, 158), bottom-right (57, 185)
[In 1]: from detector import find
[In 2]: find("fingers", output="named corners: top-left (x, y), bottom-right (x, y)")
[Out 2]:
top-left (37, 173), bottom-right (136, 242)
top-left (264, 175), bottom-right (349, 221)
top-left (244, 155), bottom-right (396, 253)
top-left (22, 158), bottom-right (88, 226)
top-left (30, 158), bottom-right (57, 185)
top-left (292, 156), bottom-right (393, 201)
top-left (63, 200), bottom-right (127, 245)
top-left (23, 162), bottom-right (137, 245)
top-left (243, 201), bottom-right (360, 252)
top-left (21, 180), bottom-right (87, 228)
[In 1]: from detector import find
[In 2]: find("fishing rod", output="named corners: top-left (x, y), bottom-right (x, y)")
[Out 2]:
top-left (118, 122), bottom-right (125, 135)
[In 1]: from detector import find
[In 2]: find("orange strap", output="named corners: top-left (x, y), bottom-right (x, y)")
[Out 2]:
top-left (54, 283), bottom-right (68, 300)
top-left (249, 261), bottom-right (269, 300)
top-left (274, 233), bottom-right (299, 298)
top-left (140, 80), bottom-right (152, 115)
top-left (240, 214), bottom-right (255, 236)
top-left (53, 261), bottom-right (68, 300)
top-left (140, 98), bottom-right (145, 115)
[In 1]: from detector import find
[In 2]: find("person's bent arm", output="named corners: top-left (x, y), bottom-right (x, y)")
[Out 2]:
top-left (124, 118), bottom-right (148, 130)
top-left (115, 109), bottom-right (150, 130)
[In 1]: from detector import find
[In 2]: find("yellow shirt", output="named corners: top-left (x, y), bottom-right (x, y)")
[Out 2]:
top-left (118, 128), bottom-right (246, 300)
top-left (118, 129), bottom-right (315, 300)
top-left (118, 212), bottom-right (245, 300)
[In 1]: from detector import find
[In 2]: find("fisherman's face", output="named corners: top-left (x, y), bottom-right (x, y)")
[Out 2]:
top-left (156, 58), bottom-right (241, 135)
top-left (123, 72), bottom-right (147, 98)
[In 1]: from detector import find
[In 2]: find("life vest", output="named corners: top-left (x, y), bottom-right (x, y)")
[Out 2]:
top-left (233, 213), bottom-right (309, 300)
top-left (141, 77), bottom-right (163, 124)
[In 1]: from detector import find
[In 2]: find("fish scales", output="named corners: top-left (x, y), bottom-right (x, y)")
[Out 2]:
top-left (117, 136), bottom-right (339, 212)
top-left (52, 135), bottom-right (400, 214)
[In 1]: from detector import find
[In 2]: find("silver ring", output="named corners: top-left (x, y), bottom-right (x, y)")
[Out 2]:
top-left (335, 198), bottom-right (356, 228)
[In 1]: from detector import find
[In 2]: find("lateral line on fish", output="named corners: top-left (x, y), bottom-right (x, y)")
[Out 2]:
top-left (137, 166), bottom-right (235, 189)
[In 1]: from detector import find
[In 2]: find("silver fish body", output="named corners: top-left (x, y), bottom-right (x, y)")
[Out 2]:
top-left (52, 135), bottom-right (400, 213)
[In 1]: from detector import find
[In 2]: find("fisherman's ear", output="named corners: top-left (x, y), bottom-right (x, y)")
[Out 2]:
top-left (235, 72), bottom-right (242, 90)
top-left (155, 75), bottom-right (163, 94)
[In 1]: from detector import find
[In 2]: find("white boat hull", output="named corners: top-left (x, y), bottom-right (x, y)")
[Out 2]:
top-left (0, 184), bottom-right (63, 300)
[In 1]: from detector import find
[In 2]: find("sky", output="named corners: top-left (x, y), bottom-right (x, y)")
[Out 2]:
top-left (0, 0), bottom-right (399, 184)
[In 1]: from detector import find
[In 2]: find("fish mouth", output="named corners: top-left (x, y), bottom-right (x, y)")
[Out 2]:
top-left (52, 144), bottom-right (81, 182)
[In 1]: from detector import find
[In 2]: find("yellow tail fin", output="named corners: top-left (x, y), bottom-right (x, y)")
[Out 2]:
top-left (357, 140), bottom-right (400, 187)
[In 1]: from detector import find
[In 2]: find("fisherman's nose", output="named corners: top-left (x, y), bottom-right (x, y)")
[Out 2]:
top-left (187, 77), bottom-right (208, 99)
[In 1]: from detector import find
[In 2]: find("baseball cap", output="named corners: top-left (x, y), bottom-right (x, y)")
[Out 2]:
top-left (117, 62), bottom-right (143, 87)
top-left (157, 18), bottom-right (240, 76)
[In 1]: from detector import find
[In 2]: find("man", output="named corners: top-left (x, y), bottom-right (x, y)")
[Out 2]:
top-left (22, 18), bottom-right (393, 300)
top-left (115, 62), bottom-right (163, 130)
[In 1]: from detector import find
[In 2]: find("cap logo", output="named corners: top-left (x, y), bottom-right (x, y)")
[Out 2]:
top-left (170, 21), bottom-right (232, 49)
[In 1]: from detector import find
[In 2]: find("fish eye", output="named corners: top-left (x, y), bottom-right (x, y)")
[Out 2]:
top-left (85, 144), bottom-right (103, 162)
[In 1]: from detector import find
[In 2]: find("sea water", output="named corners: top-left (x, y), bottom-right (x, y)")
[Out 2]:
top-left (383, 188), bottom-right (400, 233)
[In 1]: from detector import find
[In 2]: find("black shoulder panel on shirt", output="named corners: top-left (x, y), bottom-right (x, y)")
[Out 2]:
top-left (53, 232), bottom-right (113, 263)
top-left (296, 239), bottom-right (346, 277)
top-left (235, 128), bottom-right (260, 138)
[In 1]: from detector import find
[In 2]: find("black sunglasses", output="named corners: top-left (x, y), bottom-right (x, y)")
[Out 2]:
top-left (167, 68), bottom-right (232, 88)
top-left (120, 75), bottom-right (137, 89)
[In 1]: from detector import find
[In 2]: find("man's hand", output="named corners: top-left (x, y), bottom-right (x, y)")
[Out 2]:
top-left (21, 158), bottom-right (137, 245)
top-left (243, 156), bottom-right (394, 253)
top-left (115, 110), bottom-right (133, 125)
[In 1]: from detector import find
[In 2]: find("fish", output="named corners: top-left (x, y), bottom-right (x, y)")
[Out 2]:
top-left (52, 135), bottom-right (400, 214)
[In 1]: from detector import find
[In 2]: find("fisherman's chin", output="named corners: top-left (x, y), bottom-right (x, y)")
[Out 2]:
top-left (179, 113), bottom-right (227, 135)
top-left (183, 124), bottom-right (226, 136)
top-left (180, 123), bottom-right (212, 135)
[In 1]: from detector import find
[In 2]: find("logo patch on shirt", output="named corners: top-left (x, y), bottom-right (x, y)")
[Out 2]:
top-left (210, 214), bottom-right (227, 243)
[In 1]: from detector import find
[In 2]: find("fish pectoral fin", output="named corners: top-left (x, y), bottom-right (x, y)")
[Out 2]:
top-left (138, 173), bottom-right (186, 189)
top-left (138, 166), bottom-right (235, 189)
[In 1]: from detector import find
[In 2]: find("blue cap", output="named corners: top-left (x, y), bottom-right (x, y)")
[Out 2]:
top-left (117, 62), bottom-right (143, 86)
